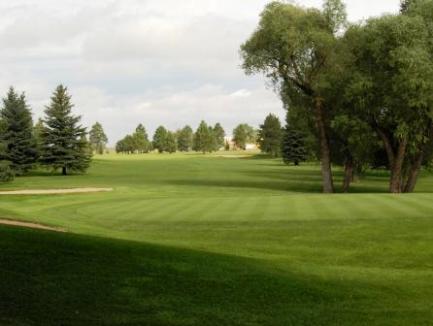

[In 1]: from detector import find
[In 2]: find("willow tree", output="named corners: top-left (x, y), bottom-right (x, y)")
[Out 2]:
top-left (241, 0), bottom-right (346, 193)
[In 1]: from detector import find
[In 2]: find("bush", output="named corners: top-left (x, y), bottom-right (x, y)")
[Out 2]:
top-left (0, 161), bottom-right (15, 182)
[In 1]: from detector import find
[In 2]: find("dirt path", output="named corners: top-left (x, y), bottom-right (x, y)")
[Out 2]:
top-left (0, 188), bottom-right (113, 195)
top-left (0, 219), bottom-right (66, 232)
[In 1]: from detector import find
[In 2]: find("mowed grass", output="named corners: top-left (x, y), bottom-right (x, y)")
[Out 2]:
top-left (1, 152), bottom-right (433, 325)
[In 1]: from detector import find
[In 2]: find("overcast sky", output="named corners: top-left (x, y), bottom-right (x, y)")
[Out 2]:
top-left (0, 0), bottom-right (400, 144)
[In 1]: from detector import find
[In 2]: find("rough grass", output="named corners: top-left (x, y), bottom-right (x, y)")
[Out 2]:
top-left (1, 152), bottom-right (433, 325)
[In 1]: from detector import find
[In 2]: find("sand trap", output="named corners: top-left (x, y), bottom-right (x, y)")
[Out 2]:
top-left (0, 187), bottom-right (113, 195)
top-left (0, 219), bottom-right (66, 232)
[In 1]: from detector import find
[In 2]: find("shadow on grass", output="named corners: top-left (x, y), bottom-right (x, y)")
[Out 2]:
top-left (0, 226), bottom-right (428, 326)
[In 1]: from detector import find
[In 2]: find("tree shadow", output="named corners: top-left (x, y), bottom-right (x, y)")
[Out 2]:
top-left (0, 226), bottom-right (428, 325)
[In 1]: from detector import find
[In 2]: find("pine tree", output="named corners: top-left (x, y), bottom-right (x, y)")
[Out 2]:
top-left (281, 127), bottom-right (307, 166)
top-left (132, 124), bottom-right (150, 153)
top-left (40, 85), bottom-right (92, 175)
top-left (213, 123), bottom-right (225, 151)
top-left (165, 131), bottom-right (177, 154)
top-left (89, 122), bottom-right (108, 155)
top-left (0, 87), bottom-right (38, 175)
top-left (153, 126), bottom-right (168, 153)
top-left (258, 114), bottom-right (283, 157)
top-left (177, 125), bottom-right (193, 152)
top-left (193, 121), bottom-right (213, 153)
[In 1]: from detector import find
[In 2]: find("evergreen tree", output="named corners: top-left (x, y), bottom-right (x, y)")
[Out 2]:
top-left (193, 121), bottom-right (213, 153)
top-left (233, 124), bottom-right (255, 150)
top-left (133, 124), bottom-right (150, 153)
top-left (258, 114), bottom-right (283, 157)
top-left (153, 126), bottom-right (168, 153)
top-left (213, 123), bottom-right (225, 151)
top-left (177, 125), bottom-right (193, 152)
top-left (165, 131), bottom-right (177, 154)
top-left (281, 127), bottom-right (307, 166)
top-left (40, 85), bottom-right (91, 175)
top-left (33, 118), bottom-right (45, 155)
top-left (0, 87), bottom-right (38, 174)
top-left (89, 122), bottom-right (108, 155)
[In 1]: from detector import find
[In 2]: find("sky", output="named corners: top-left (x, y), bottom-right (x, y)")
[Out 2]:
top-left (0, 0), bottom-right (400, 144)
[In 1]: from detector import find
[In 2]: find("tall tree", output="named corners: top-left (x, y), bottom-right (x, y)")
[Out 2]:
top-left (177, 125), bottom-right (193, 152)
top-left (258, 114), bottom-right (282, 157)
top-left (165, 131), bottom-right (177, 154)
top-left (40, 85), bottom-right (92, 175)
top-left (241, 0), bottom-right (347, 193)
top-left (133, 124), bottom-right (151, 153)
top-left (0, 87), bottom-right (38, 174)
top-left (193, 121), bottom-right (214, 153)
top-left (233, 124), bottom-right (255, 150)
top-left (281, 127), bottom-right (307, 166)
top-left (153, 126), bottom-right (168, 153)
top-left (89, 122), bottom-right (108, 155)
top-left (213, 123), bottom-right (226, 151)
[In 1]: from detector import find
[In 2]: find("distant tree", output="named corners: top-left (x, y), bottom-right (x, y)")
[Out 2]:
top-left (193, 121), bottom-right (214, 153)
top-left (89, 122), bottom-right (108, 155)
top-left (0, 87), bottom-right (38, 175)
top-left (233, 124), bottom-right (255, 150)
top-left (33, 118), bottom-right (45, 155)
top-left (165, 131), bottom-right (177, 154)
top-left (133, 124), bottom-right (151, 153)
top-left (224, 140), bottom-right (230, 151)
top-left (281, 127), bottom-right (307, 166)
top-left (153, 126), bottom-right (168, 153)
top-left (177, 125), bottom-right (193, 152)
top-left (40, 85), bottom-right (91, 175)
top-left (258, 114), bottom-right (283, 157)
top-left (213, 123), bottom-right (226, 150)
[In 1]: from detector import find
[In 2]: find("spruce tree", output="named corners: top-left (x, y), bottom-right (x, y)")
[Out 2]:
top-left (0, 87), bottom-right (38, 174)
top-left (153, 126), bottom-right (168, 153)
top-left (281, 127), bottom-right (307, 166)
top-left (177, 125), bottom-right (193, 152)
top-left (40, 85), bottom-right (91, 175)
top-left (258, 114), bottom-right (283, 157)
top-left (89, 122), bottom-right (108, 154)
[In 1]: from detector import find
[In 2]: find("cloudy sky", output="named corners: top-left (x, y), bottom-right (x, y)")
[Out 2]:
top-left (1, 0), bottom-right (400, 144)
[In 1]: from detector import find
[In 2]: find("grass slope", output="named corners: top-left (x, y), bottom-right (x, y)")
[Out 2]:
top-left (1, 152), bottom-right (433, 325)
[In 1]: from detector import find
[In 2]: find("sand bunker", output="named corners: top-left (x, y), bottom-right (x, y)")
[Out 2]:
top-left (0, 219), bottom-right (66, 232)
top-left (0, 188), bottom-right (113, 195)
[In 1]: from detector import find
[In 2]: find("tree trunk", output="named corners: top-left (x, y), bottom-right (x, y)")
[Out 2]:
top-left (315, 98), bottom-right (334, 193)
top-left (342, 158), bottom-right (354, 193)
top-left (403, 152), bottom-right (423, 193)
top-left (62, 166), bottom-right (67, 176)
top-left (389, 139), bottom-right (407, 193)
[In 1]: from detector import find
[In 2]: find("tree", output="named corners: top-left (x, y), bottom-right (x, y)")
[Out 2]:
top-left (33, 118), bottom-right (45, 155)
top-left (133, 124), bottom-right (151, 153)
top-left (257, 114), bottom-right (282, 157)
top-left (40, 85), bottom-right (92, 175)
top-left (116, 135), bottom-right (135, 154)
top-left (193, 121), bottom-right (214, 153)
top-left (177, 125), bottom-right (193, 152)
top-left (153, 126), bottom-right (168, 153)
top-left (0, 87), bottom-right (38, 175)
top-left (344, 14), bottom-right (433, 193)
top-left (281, 127), bottom-right (307, 166)
top-left (241, 0), bottom-right (347, 193)
top-left (233, 124), bottom-right (255, 150)
top-left (165, 131), bottom-right (177, 154)
top-left (89, 122), bottom-right (108, 155)
top-left (213, 123), bottom-right (226, 151)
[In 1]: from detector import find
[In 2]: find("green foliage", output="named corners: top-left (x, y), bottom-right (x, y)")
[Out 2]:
top-left (40, 85), bottom-right (91, 175)
top-left (193, 121), bottom-right (214, 153)
top-left (165, 131), bottom-right (177, 154)
top-left (133, 124), bottom-right (151, 153)
top-left (89, 122), bottom-right (108, 155)
top-left (233, 124), bottom-right (255, 150)
top-left (177, 126), bottom-right (193, 152)
top-left (0, 87), bottom-right (38, 175)
top-left (281, 127), bottom-right (307, 166)
top-left (153, 126), bottom-right (168, 153)
top-left (323, 0), bottom-right (347, 33)
top-left (212, 123), bottom-right (225, 150)
top-left (258, 114), bottom-right (282, 157)
top-left (0, 160), bottom-right (14, 182)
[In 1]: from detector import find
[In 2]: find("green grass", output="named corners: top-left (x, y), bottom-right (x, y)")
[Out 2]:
top-left (1, 152), bottom-right (433, 325)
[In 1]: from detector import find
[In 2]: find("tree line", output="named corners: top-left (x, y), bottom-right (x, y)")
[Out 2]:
top-left (242, 0), bottom-right (433, 193)
top-left (0, 85), bottom-right (93, 182)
